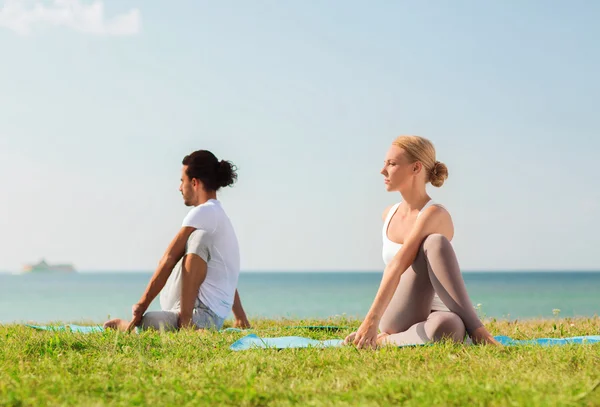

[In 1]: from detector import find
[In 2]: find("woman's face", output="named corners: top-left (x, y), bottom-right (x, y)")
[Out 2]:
top-left (380, 145), bottom-right (417, 192)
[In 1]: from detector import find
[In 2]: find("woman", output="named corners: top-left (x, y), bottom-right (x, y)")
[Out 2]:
top-left (344, 136), bottom-right (500, 348)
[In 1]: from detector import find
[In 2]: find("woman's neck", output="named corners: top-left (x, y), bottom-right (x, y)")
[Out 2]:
top-left (398, 187), bottom-right (430, 212)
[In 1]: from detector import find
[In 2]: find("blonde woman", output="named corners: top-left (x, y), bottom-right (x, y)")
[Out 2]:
top-left (344, 136), bottom-right (500, 349)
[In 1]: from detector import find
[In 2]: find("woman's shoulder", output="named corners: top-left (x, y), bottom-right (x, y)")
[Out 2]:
top-left (419, 202), bottom-right (454, 239)
top-left (381, 202), bottom-right (400, 221)
top-left (419, 202), bottom-right (453, 225)
top-left (429, 201), bottom-right (448, 211)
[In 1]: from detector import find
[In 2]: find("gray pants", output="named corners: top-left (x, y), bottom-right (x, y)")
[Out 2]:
top-left (140, 230), bottom-right (225, 331)
top-left (140, 300), bottom-right (225, 331)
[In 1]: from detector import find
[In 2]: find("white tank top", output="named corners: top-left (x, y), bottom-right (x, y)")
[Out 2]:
top-left (382, 200), bottom-right (450, 312)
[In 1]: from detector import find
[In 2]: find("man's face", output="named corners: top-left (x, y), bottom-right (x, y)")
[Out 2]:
top-left (179, 166), bottom-right (195, 206)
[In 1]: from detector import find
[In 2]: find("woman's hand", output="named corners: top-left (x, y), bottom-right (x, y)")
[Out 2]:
top-left (343, 316), bottom-right (380, 349)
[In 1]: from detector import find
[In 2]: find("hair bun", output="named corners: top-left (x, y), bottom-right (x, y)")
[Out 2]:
top-left (430, 161), bottom-right (448, 188)
top-left (216, 159), bottom-right (238, 188)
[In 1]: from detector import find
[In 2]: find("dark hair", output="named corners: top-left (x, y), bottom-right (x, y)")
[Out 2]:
top-left (182, 150), bottom-right (237, 191)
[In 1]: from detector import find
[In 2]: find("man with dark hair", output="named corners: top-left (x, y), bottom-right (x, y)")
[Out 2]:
top-left (104, 150), bottom-right (250, 331)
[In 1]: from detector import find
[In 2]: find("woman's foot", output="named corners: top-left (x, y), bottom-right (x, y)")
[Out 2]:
top-left (470, 326), bottom-right (502, 346)
top-left (103, 318), bottom-right (131, 332)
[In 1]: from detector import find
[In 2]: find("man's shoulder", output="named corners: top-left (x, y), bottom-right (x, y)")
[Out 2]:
top-left (187, 200), bottom-right (219, 215)
top-left (182, 201), bottom-right (224, 230)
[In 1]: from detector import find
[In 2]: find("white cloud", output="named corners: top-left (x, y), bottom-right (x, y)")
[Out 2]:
top-left (0, 0), bottom-right (141, 36)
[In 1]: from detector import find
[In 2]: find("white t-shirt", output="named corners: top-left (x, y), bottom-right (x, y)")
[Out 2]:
top-left (161, 199), bottom-right (240, 319)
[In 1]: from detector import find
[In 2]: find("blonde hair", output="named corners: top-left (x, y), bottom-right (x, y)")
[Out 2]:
top-left (392, 135), bottom-right (448, 187)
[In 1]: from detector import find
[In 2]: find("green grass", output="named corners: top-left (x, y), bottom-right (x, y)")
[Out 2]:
top-left (1, 317), bottom-right (599, 406)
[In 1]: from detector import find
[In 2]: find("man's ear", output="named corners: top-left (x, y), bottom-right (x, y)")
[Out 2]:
top-left (192, 178), bottom-right (205, 191)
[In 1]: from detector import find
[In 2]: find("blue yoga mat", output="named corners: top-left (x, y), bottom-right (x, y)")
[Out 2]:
top-left (24, 325), bottom-right (343, 333)
top-left (230, 334), bottom-right (344, 351)
top-left (24, 325), bottom-right (600, 349)
top-left (494, 335), bottom-right (600, 346)
top-left (230, 334), bottom-right (600, 351)
top-left (26, 324), bottom-right (105, 333)
top-left (25, 324), bottom-right (243, 333)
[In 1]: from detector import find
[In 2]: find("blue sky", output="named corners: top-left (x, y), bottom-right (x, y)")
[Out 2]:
top-left (0, 1), bottom-right (598, 272)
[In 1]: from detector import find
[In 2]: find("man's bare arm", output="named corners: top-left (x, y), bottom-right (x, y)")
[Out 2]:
top-left (178, 253), bottom-right (208, 328)
top-left (127, 227), bottom-right (197, 331)
top-left (232, 289), bottom-right (251, 328)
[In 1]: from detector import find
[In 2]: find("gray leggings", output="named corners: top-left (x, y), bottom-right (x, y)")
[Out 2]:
top-left (379, 234), bottom-right (483, 345)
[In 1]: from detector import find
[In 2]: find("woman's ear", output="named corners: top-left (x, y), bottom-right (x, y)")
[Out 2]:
top-left (413, 162), bottom-right (422, 174)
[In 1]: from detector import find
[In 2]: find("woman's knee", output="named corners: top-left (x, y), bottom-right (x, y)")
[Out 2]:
top-left (427, 312), bottom-right (466, 343)
top-left (412, 234), bottom-right (451, 271)
top-left (422, 233), bottom-right (450, 253)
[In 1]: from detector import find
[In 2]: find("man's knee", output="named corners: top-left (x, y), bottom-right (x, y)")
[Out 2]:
top-left (140, 311), bottom-right (178, 331)
top-left (186, 229), bottom-right (212, 263)
top-left (428, 312), bottom-right (466, 342)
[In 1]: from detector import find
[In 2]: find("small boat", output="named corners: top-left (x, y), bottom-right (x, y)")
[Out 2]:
top-left (22, 259), bottom-right (76, 273)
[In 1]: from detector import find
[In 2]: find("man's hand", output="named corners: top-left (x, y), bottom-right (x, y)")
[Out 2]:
top-left (178, 312), bottom-right (193, 329)
top-left (233, 317), bottom-right (251, 329)
top-left (231, 290), bottom-right (250, 329)
top-left (126, 303), bottom-right (147, 332)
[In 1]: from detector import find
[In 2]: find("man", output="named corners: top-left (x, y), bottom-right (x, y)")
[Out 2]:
top-left (104, 150), bottom-right (250, 331)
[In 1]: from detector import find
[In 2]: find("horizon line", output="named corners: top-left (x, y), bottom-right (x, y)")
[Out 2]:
top-left (2, 269), bottom-right (600, 274)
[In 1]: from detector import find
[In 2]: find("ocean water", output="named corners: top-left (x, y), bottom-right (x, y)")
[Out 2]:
top-left (0, 271), bottom-right (598, 324)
